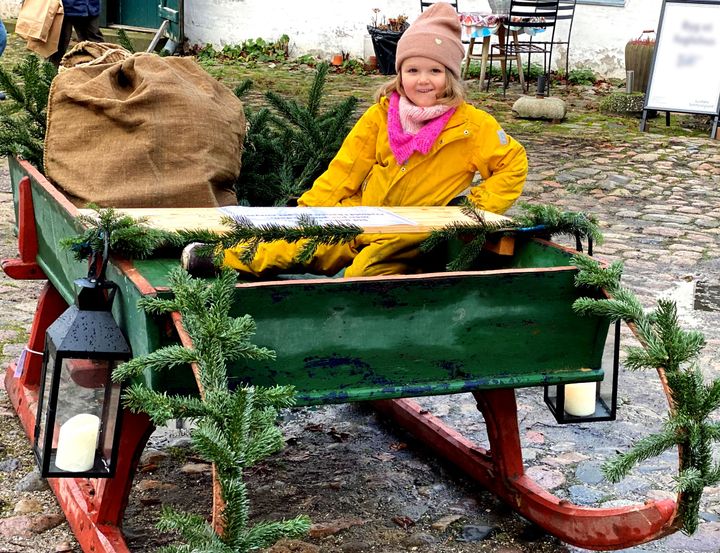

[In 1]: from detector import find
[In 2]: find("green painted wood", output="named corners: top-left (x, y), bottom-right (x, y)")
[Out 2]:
top-left (225, 258), bottom-right (608, 405)
top-left (119, 0), bottom-right (161, 29)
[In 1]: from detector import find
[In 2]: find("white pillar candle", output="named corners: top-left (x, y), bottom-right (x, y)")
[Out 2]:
top-left (54, 413), bottom-right (100, 472)
top-left (564, 382), bottom-right (597, 417)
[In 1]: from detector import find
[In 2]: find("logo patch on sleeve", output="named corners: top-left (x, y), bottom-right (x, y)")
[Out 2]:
top-left (497, 130), bottom-right (508, 145)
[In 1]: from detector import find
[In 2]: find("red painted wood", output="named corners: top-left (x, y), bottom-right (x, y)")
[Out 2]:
top-left (1, 176), bottom-right (44, 279)
top-left (373, 395), bottom-right (679, 550)
top-left (18, 282), bottom-right (67, 388)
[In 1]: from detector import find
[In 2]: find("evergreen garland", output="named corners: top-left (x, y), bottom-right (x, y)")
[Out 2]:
top-left (62, 206), bottom-right (363, 269)
top-left (571, 255), bottom-right (720, 534)
top-left (235, 62), bottom-right (359, 206)
top-left (421, 201), bottom-right (603, 271)
top-left (111, 268), bottom-right (310, 551)
top-left (0, 55), bottom-right (56, 171)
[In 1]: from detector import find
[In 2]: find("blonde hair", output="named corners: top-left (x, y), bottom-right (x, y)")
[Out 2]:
top-left (374, 68), bottom-right (466, 107)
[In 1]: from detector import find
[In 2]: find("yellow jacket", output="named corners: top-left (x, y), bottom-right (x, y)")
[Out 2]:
top-left (298, 97), bottom-right (527, 214)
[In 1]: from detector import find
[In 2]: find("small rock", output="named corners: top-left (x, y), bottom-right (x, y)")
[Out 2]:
top-left (0, 514), bottom-right (64, 537)
top-left (0, 457), bottom-right (20, 472)
top-left (512, 96), bottom-right (566, 120)
top-left (340, 540), bottom-right (373, 552)
top-left (575, 461), bottom-right (605, 485)
top-left (139, 449), bottom-right (169, 466)
top-left (430, 513), bottom-right (463, 531)
top-left (404, 532), bottom-right (437, 546)
top-left (15, 469), bottom-right (49, 492)
top-left (54, 541), bottom-right (74, 552)
top-left (568, 485), bottom-right (604, 506)
top-left (135, 479), bottom-right (177, 492)
top-left (456, 524), bottom-right (497, 542)
top-left (180, 462), bottom-right (212, 474)
top-left (13, 498), bottom-right (43, 514)
top-left (526, 465), bottom-right (566, 489)
top-left (308, 518), bottom-right (366, 538)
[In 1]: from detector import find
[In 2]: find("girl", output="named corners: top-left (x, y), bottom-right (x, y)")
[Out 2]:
top-left (220, 2), bottom-right (528, 278)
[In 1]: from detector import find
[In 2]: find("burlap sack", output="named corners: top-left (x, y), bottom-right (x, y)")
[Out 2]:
top-left (44, 53), bottom-right (244, 208)
top-left (60, 41), bottom-right (133, 70)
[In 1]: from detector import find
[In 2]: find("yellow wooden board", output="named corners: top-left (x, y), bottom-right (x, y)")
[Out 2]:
top-left (79, 206), bottom-right (509, 235)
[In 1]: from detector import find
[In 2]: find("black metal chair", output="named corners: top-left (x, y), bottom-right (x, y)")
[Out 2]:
top-left (420, 0), bottom-right (460, 12)
top-left (526, 0), bottom-right (577, 82)
top-left (486, 0), bottom-right (561, 94)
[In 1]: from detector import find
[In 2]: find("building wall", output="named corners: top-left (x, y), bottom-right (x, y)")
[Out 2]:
top-left (0, 0), bottom-right (662, 77)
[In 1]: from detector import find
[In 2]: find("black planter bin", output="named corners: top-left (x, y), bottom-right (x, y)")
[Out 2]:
top-left (367, 26), bottom-right (406, 75)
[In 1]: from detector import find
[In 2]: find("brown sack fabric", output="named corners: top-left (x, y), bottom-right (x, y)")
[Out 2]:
top-left (25, 3), bottom-right (63, 57)
top-left (60, 41), bottom-right (133, 69)
top-left (44, 53), bottom-right (244, 208)
top-left (16, 0), bottom-right (61, 41)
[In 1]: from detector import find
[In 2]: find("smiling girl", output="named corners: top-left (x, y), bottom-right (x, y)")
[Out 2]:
top-left (219, 2), bottom-right (528, 278)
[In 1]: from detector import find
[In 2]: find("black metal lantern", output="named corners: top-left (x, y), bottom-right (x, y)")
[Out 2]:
top-left (33, 247), bottom-right (131, 477)
top-left (544, 320), bottom-right (620, 424)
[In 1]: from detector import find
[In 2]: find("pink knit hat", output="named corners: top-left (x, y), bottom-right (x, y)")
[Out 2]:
top-left (395, 3), bottom-right (464, 79)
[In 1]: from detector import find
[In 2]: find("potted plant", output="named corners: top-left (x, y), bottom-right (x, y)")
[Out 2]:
top-left (625, 30), bottom-right (655, 93)
top-left (367, 9), bottom-right (409, 75)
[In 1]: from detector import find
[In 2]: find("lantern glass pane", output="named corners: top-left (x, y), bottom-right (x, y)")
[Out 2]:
top-left (47, 358), bottom-right (116, 473)
top-left (36, 353), bottom-right (56, 457)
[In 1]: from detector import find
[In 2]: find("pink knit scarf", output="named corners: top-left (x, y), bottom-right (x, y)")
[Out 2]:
top-left (387, 92), bottom-right (456, 165)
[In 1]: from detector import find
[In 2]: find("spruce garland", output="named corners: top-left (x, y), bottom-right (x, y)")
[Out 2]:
top-left (112, 268), bottom-right (310, 551)
top-left (571, 255), bottom-right (720, 534)
top-left (61, 206), bottom-right (364, 267)
top-left (420, 201), bottom-right (603, 271)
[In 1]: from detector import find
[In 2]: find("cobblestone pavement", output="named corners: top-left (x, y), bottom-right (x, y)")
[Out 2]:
top-left (1, 99), bottom-right (720, 551)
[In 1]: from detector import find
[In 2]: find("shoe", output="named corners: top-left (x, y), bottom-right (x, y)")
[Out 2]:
top-left (181, 242), bottom-right (218, 278)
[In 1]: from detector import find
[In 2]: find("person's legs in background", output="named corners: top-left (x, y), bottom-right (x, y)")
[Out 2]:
top-left (48, 17), bottom-right (77, 67)
top-left (74, 15), bottom-right (104, 43)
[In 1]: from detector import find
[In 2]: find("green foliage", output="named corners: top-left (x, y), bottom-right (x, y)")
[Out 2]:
top-left (234, 62), bottom-right (359, 206)
top-left (422, 201), bottom-right (603, 271)
top-left (599, 92), bottom-right (645, 115)
top-left (196, 36), bottom-right (290, 64)
top-left (0, 55), bottom-right (56, 171)
top-left (115, 29), bottom-right (137, 54)
top-left (62, 206), bottom-right (362, 275)
top-left (112, 269), bottom-right (310, 551)
top-left (572, 257), bottom-right (720, 534)
top-left (567, 67), bottom-right (597, 85)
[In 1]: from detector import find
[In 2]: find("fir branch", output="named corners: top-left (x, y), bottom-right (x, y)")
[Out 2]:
top-left (112, 345), bottom-right (199, 381)
top-left (238, 516), bottom-right (312, 550)
top-left (120, 385), bottom-right (210, 425)
top-left (572, 253), bottom-right (719, 534)
top-left (115, 29), bottom-right (137, 53)
top-left (113, 267), bottom-right (307, 550)
top-left (602, 429), bottom-right (679, 483)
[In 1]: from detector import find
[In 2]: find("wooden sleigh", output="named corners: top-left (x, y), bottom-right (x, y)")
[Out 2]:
top-left (2, 157), bottom-right (680, 552)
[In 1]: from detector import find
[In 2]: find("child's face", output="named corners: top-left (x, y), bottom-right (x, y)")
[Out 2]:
top-left (400, 56), bottom-right (447, 108)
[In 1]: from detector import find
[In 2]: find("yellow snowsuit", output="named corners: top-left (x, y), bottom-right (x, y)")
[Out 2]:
top-left (224, 97), bottom-right (528, 277)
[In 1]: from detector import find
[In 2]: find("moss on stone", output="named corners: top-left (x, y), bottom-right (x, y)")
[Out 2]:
top-left (599, 92), bottom-right (646, 115)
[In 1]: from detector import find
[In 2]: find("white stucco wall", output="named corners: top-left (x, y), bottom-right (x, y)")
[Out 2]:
top-left (0, 0), bottom-right (663, 77)
top-left (184, 0), bottom-right (661, 78)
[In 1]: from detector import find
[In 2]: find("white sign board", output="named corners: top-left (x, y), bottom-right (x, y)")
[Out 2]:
top-left (220, 206), bottom-right (417, 228)
top-left (645, 0), bottom-right (720, 115)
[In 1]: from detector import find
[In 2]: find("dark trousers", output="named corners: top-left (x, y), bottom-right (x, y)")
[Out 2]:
top-left (49, 15), bottom-right (105, 66)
